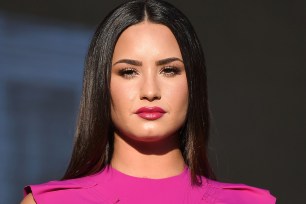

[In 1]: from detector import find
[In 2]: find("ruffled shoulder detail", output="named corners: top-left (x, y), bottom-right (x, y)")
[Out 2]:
top-left (204, 179), bottom-right (276, 204)
top-left (24, 173), bottom-right (110, 204)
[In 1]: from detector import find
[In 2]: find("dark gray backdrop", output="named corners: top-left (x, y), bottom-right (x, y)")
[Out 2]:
top-left (0, 0), bottom-right (305, 203)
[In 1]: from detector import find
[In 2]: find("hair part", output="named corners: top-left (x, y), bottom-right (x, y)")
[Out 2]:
top-left (63, 0), bottom-right (215, 185)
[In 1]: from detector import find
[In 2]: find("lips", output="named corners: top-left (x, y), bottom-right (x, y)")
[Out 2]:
top-left (135, 106), bottom-right (166, 120)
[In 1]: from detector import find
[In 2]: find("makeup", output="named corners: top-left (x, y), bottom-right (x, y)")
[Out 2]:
top-left (135, 106), bottom-right (166, 120)
top-left (110, 23), bottom-right (188, 141)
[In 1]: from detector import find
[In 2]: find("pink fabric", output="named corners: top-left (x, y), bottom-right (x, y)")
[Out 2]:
top-left (24, 166), bottom-right (276, 204)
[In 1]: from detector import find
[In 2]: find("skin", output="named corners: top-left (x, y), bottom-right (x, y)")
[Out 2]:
top-left (110, 22), bottom-right (188, 178)
top-left (20, 21), bottom-right (188, 203)
top-left (20, 193), bottom-right (35, 204)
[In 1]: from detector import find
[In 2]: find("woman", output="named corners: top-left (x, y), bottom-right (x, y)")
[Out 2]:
top-left (21, 0), bottom-right (276, 203)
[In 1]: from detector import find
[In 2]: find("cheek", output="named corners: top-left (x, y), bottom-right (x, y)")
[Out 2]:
top-left (164, 78), bottom-right (189, 111)
top-left (176, 84), bottom-right (189, 114)
top-left (110, 79), bottom-right (137, 112)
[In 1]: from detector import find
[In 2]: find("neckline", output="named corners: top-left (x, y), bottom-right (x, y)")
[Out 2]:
top-left (106, 165), bottom-right (189, 182)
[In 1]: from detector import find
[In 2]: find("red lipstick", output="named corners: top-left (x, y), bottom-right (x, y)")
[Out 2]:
top-left (135, 106), bottom-right (166, 120)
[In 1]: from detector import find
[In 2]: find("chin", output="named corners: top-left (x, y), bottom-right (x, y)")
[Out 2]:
top-left (130, 130), bottom-right (178, 143)
top-left (135, 136), bottom-right (164, 143)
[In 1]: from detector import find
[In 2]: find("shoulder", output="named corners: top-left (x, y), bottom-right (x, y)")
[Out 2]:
top-left (23, 172), bottom-right (110, 204)
top-left (202, 178), bottom-right (276, 204)
top-left (20, 193), bottom-right (36, 204)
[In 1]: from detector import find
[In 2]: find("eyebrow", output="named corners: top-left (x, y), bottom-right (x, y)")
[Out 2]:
top-left (113, 57), bottom-right (183, 66)
top-left (156, 57), bottom-right (183, 66)
top-left (113, 59), bottom-right (142, 66)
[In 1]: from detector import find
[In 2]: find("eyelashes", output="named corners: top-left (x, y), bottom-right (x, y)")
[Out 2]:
top-left (160, 66), bottom-right (182, 77)
top-left (117, 66), bottom-right (182, 79)
top-left (118, 68), bottom-right (139, 79)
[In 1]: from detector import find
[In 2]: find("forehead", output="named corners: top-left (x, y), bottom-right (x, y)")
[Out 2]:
top-left (112, 22), bottom-right (182, 61)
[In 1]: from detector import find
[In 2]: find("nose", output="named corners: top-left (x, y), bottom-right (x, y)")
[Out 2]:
top-left (140, 75), bottom-right (161, 102)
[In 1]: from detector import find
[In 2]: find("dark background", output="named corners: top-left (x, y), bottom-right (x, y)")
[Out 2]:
top-left (0, 0), bottom-right (305, 203)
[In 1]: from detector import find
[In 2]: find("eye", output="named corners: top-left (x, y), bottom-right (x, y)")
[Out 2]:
top-left (118, 68), bottom-right (139, 79)
top-left (160, 66), bottom-right (182, 77)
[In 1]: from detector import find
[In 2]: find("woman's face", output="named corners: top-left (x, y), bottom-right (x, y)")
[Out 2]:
top-left (110, 22), bottom-right (188, 142)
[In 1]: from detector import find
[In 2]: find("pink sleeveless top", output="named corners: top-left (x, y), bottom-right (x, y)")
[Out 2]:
top-left (24, 166), bottom-right (276, 204)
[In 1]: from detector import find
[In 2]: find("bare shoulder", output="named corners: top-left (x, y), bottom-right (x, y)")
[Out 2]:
top-left (20, 193), bottom-right (36, 204)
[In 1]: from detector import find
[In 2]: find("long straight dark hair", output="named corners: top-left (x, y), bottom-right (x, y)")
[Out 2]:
top-left (63, 0), bottom-right (215, 185)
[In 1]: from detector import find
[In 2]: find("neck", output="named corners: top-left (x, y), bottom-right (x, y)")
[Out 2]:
top-left (110, 132), bottom-right (185, 179)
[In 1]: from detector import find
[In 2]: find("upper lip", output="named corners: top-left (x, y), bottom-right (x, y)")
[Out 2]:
top-left (135, 106), bottom-right (166, 114)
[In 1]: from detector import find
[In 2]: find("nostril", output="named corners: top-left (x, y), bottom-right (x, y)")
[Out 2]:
top-left (140, 95), bottom-right (161, 101)
top-left (139, 78), bottom-right (161, 101)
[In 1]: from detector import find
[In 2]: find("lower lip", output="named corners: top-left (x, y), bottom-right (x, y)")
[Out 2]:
top-left (137, 112), bottom-right (164, 120)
